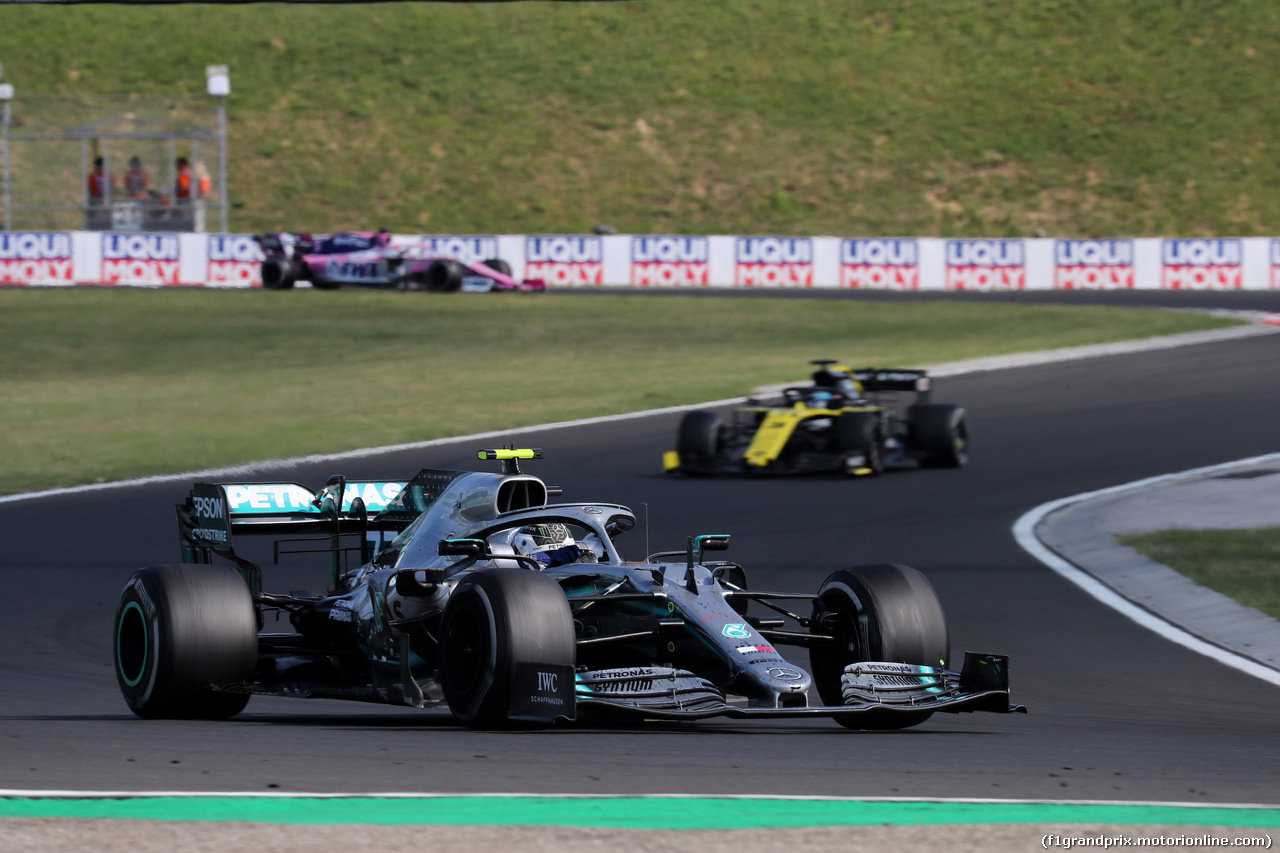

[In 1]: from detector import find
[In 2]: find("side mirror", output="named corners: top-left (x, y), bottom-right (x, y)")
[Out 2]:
top-left (606, 515), bottom-right (636, 537)
top-left (438, 538), bottom-right (488, 558)
top-left (695, 534), bottom-right (730, 553)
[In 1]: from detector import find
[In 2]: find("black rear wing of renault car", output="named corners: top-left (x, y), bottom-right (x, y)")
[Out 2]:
top-left (853, 368), bottom-right (932, 398)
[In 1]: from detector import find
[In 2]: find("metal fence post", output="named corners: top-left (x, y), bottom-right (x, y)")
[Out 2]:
top-left (1, 84), bottom-right (13, 232)
top-left (207, 65), bottom-right (229, 234)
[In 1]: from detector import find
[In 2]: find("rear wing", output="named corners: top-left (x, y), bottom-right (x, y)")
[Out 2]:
top-left (177, 476), bottom-right (409, 596)
top-left (853, 368), bottom-right (932, 397)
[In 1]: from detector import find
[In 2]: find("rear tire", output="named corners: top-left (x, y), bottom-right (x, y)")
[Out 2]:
top-left (424, 259), bottom-right (464, 292)
top-left (438, 569), bottom-right (576, 729)
top-left (260, 258), bottom-right (296, 290)
top-left (835, 411), bottom-right (883, 475)
top-left (809, 564), bottom-right (950, 730)
top-left (114, 565), bottom-right (257, 720)
top-left (482, 258), bottom-right (513, 277)
top-left (676, 410), bottom-right (722, 464)
top-left (913, 404), bottom-right (968, 468)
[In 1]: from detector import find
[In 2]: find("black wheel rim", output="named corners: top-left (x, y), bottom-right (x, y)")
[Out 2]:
top-left (116, 601), bottom-right (149, 688)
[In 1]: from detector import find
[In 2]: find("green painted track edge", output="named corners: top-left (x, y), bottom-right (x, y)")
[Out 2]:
top-left (1, 797), bottom-right (1278, 828)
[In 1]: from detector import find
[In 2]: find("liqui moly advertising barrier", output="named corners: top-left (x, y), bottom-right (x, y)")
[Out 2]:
top-left (840, 239), bottom-right (919, 289)
top-left (945, 239), bottom-right (1026, 290)
top-left (0, 232), bottom-right (74, 286)
top-left (631, 236), bottom-right (710, 286)
top-left (735, 237), bottom-right (813, 286)
top-left (100, 233), bottom-right (185, 286)
top-left (3, 231), bottom-right (1280, 289)
top-left (1054, 239), bottom-right (1134, 289)
top-left (1161, 239), bottom-right (1243, 290)
top-left (207, 235), bottom-right (264, 288)
top-left (525, 236), bottom-right (603, 286)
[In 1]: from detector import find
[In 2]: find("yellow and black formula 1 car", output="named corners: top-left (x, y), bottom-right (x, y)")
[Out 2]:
top-left (663, 360), bottom-right (968, 476)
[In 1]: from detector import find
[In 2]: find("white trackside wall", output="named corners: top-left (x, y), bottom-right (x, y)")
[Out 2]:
top-left (2, 232), bottom-right (1279, 290)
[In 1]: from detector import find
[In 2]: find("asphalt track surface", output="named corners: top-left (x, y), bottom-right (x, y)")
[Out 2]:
top-left (2, 293), bottom-right (1280, 806)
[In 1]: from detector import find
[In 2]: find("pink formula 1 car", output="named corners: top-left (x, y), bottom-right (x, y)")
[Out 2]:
top-left (255, 231), bottom-right (545, 292)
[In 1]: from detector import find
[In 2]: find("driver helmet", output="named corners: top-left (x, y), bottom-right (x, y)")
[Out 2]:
top-left (804, 388), bottom-right (835, 409)
top-left (511, 523), bottom-right (574, 556)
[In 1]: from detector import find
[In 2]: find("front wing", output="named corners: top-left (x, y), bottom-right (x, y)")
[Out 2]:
top-left (574, 653), bottom-right (1025, 721)
top-left (666, 449), bottom-right (856, 476)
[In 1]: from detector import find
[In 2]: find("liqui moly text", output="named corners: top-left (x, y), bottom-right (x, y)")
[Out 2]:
top-left (409, 236), bottom-right (499, 263)
top-left (631, 236), bottom-right (709, 286)
top-left (840, 239), bottom-right (918, 289)
top-left (1054, 239), bottom-right (1134, 289)
top-left (945, 240), bottom-right (1025, 290)
top-left (525, 236), bottom-right (603, 286)
top-left (1161, 239), bottom-right (1242, 290)
top-left (735, 237), bottom-right (813, 287)
top-left (0, 232), bottom-right (73, 286)
top-left (207, 235), bottom-right (263, 288)
top-left (101, 233), bottom-right (181, 286)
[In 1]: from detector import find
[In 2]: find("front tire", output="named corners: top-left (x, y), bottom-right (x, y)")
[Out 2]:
top-left (913, 404), bottom-right (968, 468)
top-left (835, 411), bottom-right (883, 475)
top-left (113, 565), bottom-right (257, 719)
top-left (438, 569), bottom-right (576, 729)
top-left (809, 564), bottom-right (950, 730)
top-left (676, 410), bottom-right (722, 465)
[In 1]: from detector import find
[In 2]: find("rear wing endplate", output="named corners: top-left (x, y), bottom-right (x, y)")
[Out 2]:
top-left (177, 477), bottom-right (408, 595)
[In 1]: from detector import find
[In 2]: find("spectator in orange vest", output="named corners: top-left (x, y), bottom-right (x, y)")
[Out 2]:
top-left (194, 161), bottom-right (212, 199)
top-left (174, 156), bottom-right (193, 203)
top-left (87, 156), bottom-right (115, 205)
top-left (124, 156), bottom-right (154, 201)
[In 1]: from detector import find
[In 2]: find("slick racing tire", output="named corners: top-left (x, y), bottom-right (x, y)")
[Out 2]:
top-left (809, 564), bottom-right (950, 730)
top-left (481, 258), bottom-right (513, 277)
top-left (676, 410), bottom-right (722, 466)
top-left (912, 404), bottom-right (969, 468)
top-left (423, 259), bottom-right (465, 292)
top-left (438, 569), bottom-right (576, 729)
top-left (260, 258), bottom-right (297, 290)
top-left (114, 564), bottom-right (257, 720)
top-left (835, 411), bottom-right (883, 475)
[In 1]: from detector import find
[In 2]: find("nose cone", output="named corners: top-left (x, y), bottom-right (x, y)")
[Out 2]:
top-left (761, 664), bottom-right (811, 695)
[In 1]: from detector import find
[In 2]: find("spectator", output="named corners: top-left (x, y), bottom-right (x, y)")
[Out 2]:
top-left (173, 156), bottom-right (193, 203)
top-left (86, 156), bottom-right (115, 205)
top-left (84, 156), bottom-right (116, 229)
top-left (124, 156), bottom-right (154, 201)
top-left (194, 161), bottom-right (212, 199)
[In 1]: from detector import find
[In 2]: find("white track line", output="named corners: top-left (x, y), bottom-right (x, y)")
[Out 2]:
top-left (1012, 453), bottom-right (1280, 688)
top-left (0, 789), bottom-right (1274, 809)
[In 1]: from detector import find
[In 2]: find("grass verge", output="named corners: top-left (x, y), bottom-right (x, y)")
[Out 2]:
top-left (1119, 528), bottom-right (1280, 621)
top-left (0, 288), bottom-right (1235, 496)
top-left (1, 2), bottom-right (1279, 236)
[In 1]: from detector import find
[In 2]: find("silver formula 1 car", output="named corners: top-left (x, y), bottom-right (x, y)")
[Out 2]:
top-left (113, 449), bottom-right (1022, 730)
